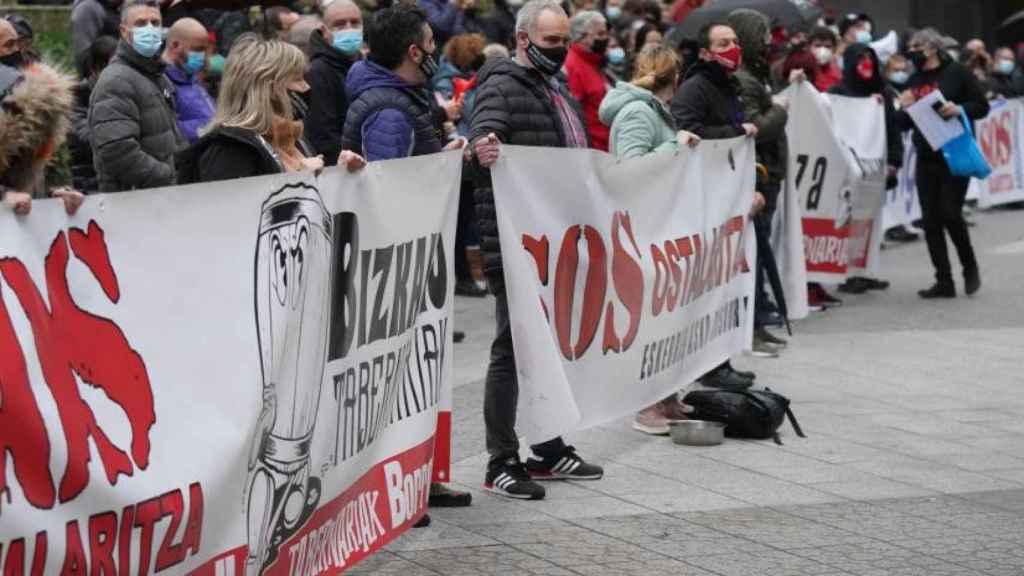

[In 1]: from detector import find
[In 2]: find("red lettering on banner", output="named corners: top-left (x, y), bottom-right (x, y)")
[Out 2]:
top-left (601, 212), bottom-right (644, 354)
top-left (978, 110), bottom-right (1012, 169)
top-left (0, 483), bottom-right (204, 576)
top-left (0, 221), bottom-right (155, 512)
top-left (553, 225), bottom-right (607, 360)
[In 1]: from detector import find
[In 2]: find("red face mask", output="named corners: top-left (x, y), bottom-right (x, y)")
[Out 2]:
top-left (856, 55), bottom-right (875, 81)
top-left (712, 45), bottom-right (743, 74)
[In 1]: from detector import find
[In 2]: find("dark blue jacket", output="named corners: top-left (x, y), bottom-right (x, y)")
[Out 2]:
top-left (418, 0), bottom-right (464, 48)
top-left (342, 60), bottom-right (444, 161)
top-left (165, 64), bottom-right (215, 144)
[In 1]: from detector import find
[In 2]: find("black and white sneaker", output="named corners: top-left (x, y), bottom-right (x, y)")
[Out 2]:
top-left (526, 446), bottom-right (603, 481)
top-left (484, 457), bottom-right (546, 500)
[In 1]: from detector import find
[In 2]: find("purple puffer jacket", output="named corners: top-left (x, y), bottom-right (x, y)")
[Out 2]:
top-left (165, 65), bottom-right (215, 144)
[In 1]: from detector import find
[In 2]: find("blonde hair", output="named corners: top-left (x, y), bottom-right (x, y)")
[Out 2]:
top-left (631, 45), bottom-right (680, 93)
top-left (206, 38), bottom-right (307, 137)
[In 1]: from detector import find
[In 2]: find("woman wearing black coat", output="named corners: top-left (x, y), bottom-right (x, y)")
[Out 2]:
top-left (177, 36), bottom-right (364, 184)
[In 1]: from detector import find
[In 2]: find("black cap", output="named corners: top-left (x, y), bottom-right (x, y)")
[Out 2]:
top-left (4, 14), bottom-right (33, 40)
top-left (838, 13), bottom-right (870, 38)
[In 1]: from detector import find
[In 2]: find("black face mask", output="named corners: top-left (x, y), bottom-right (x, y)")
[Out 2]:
top-left (0, 51), bottom-right (24, 69)
top-left (591, 38), bottom-right (609, 55)
top-left (526, 41), bottom-right (568, 76)
top-left (907, 50), bottom-right (928, 70)
top-left (417, 45), bottom-right (438, 80)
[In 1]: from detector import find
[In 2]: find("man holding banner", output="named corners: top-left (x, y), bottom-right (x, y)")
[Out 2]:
top-left (898, 28), bottom-right (989, 299)
top-left (469, 0), bottom-right (604, 501)
top-left (671, 20), bottom-right (761, 391)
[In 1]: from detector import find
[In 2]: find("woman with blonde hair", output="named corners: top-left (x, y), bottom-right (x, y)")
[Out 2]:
top-left (178, 36), bottom-right (363, 183)
top-left (599, 44), bottom-right (699, 161)
top-left (599, 44), bottom-right (699, 435)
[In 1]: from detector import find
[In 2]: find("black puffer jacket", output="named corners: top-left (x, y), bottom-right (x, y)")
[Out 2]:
top-left (304, 30), bottom-right (358, 165)
top-left (468, 57), bottom-right (588, 284)
top-left (89, 41), bottom-right (187, 192)
top-left (670, 59), bottom-right (746, 140)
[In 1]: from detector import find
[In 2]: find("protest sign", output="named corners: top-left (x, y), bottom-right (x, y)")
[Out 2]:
top-left (0, 152), bottom-right (460, 576)
top-left (491, 142), bottom-right (756, 443)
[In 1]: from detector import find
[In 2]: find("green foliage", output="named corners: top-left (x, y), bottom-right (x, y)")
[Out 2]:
top-left (34, 30), bottom-right (74, 73)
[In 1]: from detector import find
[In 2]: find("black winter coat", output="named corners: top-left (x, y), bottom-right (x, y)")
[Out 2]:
top-left (70, 79), bottom-right (98, 193)
top-left (671, 60), bottom-right (746, 140)
top-left (176, 126), bottom-right (286, 184)
top-left (304, 31), bottom-right (357, 166)
top-left (897, 56), bottom-right (989, 163)
top-left (468, 57), bottom-right (588, 284)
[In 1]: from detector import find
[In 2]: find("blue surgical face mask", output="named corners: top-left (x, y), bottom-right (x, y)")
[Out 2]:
top-left (996, 59), bottom-right (1015, 75)
top-left (332, 29), bottom-right (363, 55)
top-left (184, 50), bottom-right (206, 74)
top-left (132, 25), bottom-right (163, 58)
top-left (606, 6), bottom-right (622, 20)
top-left (855, 29), bottom-right (872, 44)
top-left (888, 70), bottom-right (909, 85)
top-left (607, 47), bottom-right (625, 65)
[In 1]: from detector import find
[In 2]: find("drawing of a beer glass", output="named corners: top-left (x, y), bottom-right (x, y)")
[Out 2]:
top-left (246, 183), bottom-right (332, 574)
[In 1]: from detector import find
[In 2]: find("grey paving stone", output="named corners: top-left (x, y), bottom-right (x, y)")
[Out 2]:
top-left (347, 551), bottom-right (442, 575)
top-left (396, 546), bottom-right (578, 576)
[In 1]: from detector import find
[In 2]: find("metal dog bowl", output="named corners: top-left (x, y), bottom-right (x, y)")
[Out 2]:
top-left (669, 420), bottom-right (726, 446)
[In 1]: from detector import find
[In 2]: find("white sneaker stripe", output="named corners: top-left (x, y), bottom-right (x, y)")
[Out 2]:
top-left (565, 460), bottom-right (580, 474)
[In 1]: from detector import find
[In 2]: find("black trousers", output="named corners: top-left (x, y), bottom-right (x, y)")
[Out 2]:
top-left (915, 156), bottom-right (978, 285)
top-left (484, 284), bottom-right (565, 462)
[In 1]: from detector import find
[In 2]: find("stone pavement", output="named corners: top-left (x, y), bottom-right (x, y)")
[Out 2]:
top-left (368, 206), bottom-right (1024, 575)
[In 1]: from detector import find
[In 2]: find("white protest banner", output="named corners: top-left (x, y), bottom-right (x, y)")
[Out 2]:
top-left (883, 132), bottom-right (922, 230)
top-left (784, 82), bottom-right (861, 284)
top-left (828, 94), bottom-right (888, 278)
top-left (975, 98), bottom-right (1024, 207)
top-left (491, 142), bottom-right (756, 443)
top-left (0, 152), bottom-right (460, 576)
top-left (771, 173), bottom-right (809, 320)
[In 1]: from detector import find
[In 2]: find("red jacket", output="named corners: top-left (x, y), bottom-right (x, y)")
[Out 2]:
top-left (565, 43), bottom-right (610, 151)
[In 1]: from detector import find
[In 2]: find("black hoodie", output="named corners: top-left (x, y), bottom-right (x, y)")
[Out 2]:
top-left (304, 30), bottom-right (359, 166)
top-left (830, 44), bottom-right (902, 171)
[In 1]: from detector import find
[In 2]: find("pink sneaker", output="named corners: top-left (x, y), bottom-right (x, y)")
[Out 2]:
top-left (633, 404), bottom-right (670, 435)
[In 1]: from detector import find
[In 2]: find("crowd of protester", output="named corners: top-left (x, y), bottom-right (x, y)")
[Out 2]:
top-left (0, 0), bottom-right (1003, 524)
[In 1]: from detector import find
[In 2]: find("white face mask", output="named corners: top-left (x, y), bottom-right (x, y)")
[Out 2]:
top-left (813, 46), bottom-right (834, 65)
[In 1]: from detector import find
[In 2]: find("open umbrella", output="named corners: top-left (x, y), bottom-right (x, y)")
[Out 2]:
top-left (998, 9), bottom-right (1024, 46)
top-left (670, 0), bottom-right (818, 42)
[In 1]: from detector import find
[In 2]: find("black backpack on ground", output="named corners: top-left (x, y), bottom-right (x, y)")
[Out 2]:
top-left (682, 388), bottom-right (806, 445)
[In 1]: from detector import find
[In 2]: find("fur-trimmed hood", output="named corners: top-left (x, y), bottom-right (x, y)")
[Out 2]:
top-left (0, 61), bottom-right (75, 189)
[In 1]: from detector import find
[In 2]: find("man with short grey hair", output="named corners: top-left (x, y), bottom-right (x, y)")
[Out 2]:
top-left (565, 9), bottom-right (611, 150)
top-left (89, 0), bottom-right (186, 191)
top-left (469, 0), bottom-right (603, 502)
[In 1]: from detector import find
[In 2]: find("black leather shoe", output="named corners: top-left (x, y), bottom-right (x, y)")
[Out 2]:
top-left (863, 278), bottom-right (890, 291)
top-left (731, 366), bottom-right (756, 380)
top-left (964, 267), bottom-right (981, 296)
top-left (838, 277), bottom-right (870, 294)
top-left (413, 513), bottom-right (431, 528)
top-left (918, 283), bottom-right (956, 299)
top-left (429, 483), bottom-right (473, 507)
top-left (700, 367), bottom-right (753, 391)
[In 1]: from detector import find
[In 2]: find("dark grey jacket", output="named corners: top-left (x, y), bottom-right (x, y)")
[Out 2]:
top-left (89, 41), bottom-right (186, 192)
top-left (71, 0), bottom-right (121, 76)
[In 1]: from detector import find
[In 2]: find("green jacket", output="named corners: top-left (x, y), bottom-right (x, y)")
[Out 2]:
top-left (599, 81), bottom-right (678, 160)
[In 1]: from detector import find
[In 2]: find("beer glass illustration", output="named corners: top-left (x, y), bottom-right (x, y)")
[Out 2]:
top-left (246, 183), bottom-right (332, 575)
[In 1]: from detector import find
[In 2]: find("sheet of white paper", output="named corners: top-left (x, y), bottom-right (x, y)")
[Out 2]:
top-left (870, 31), bottom-right (899, 65)
top-left (907, 90), bottom-right (965, 150)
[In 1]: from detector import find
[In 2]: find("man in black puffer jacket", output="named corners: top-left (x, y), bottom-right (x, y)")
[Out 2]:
top-left (469, 0), bottom-right (603, 502)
